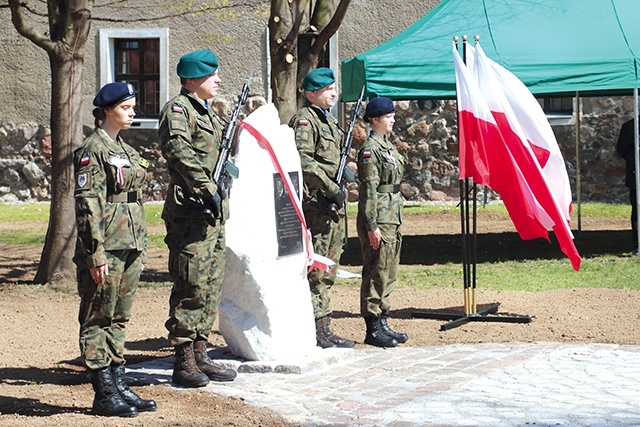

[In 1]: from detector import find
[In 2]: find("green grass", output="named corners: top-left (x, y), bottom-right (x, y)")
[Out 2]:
top-left (0, 202), bottom-right (165, 224)
top-left (0, 202), bottom-right (166, 247)
top-left (389, 255), bottom-right (640, 291)
top-left (0, 203), bottom-right (50, 222)
top-left (1, 201), bottom-right (638, 292)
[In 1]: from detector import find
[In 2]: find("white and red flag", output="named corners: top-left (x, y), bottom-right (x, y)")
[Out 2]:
top-left (454, 43), bottom-right (581, 270)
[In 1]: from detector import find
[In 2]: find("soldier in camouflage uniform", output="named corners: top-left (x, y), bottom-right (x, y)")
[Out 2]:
top-left (74, 82), bottom-right (156, 417)
top-left (288, 68), bottom-right (355, 349)
top-left (158, 49), bottom-right (237, 388)
top-left (357, 97), bottom-right (408, 348)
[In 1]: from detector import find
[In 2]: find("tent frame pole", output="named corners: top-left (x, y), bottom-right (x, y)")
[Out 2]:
top-left (412, 35), bottom-right (531, 331)
top-left (634, 89), bottom-right (639, 255)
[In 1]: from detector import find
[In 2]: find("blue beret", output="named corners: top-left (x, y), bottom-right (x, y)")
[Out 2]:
top-left (93, 82), bottom-right (136, 107)
top-left (302, 67), bottom-right (335, 91)
top-left (177, 50), bottom-right (219, 79)
top-left (364, 97), bottom-right (395, 121)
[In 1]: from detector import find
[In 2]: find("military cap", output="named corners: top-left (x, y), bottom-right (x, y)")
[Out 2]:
top-left (302, 67), bottom-right (335, 91)
top-left (177, 49), bottom-right (219, 79)
top-left (364, 97), bottom-right (395, 122)
top-left (93, 82), bottom-right (135, 107)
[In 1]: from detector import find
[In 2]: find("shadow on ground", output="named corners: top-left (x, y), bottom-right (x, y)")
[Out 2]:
top-left (341, 229), bottom-right (633, 266)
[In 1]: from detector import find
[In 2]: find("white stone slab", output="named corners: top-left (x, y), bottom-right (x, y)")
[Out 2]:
top-left (220, 104), bottom-right (317, 361)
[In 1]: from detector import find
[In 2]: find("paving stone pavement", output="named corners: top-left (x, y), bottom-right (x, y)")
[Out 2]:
top-left (128, 342), bottom-right (640, 427)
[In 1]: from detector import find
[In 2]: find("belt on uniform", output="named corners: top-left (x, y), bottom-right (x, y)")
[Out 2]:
top-left (108, 191), bottom-right (139, 203)
top-left (377, 184), bottom-right (400, 193)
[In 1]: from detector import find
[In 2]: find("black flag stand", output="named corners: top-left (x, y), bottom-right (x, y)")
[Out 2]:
top-left (411, 35), bottom-right (532, 331)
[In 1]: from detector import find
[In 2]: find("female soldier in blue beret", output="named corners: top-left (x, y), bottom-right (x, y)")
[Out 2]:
top-left (73, 82), bottom-right (156, 417)
top-left (357, 97), bottom-right (408, 347)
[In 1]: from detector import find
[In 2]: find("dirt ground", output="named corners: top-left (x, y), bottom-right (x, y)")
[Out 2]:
top-left (0, 209), bottom-right (639, 426)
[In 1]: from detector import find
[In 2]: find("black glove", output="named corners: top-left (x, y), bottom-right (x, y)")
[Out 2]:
top-left (331, 186), bottom-right (347, 206)
top-left (204, 192), bottom-right (222, 219)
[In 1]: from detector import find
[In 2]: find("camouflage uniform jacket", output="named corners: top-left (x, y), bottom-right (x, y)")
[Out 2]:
top-left (289, 104), bottom-right (344, 210)
top-left (159, 88), bottom-right (227, 221)
top-left (74, 128), bottom-right (149, 268)
top-left (357, 132), bottom-right (405, 231)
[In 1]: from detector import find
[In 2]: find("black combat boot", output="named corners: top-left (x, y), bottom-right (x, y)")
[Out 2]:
top-left (315, 316), bottom-right (337, 348)
top-left (193, 340), bottom-right (237, 382)
top-left (172, 342), bottom-right (210, 388)
top-left (364, 315), bottom-right (398, 348)
top-left (89, 366), bottom-right (138, 417)
top-left (380, 310), bottom-right (409, 343)
top-left (322, 315), bottom-right (355, 348)
top-left (111, 364), bottom-right (158, 412)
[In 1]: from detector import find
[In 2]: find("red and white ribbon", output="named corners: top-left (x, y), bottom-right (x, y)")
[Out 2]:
top-left (238, 121), bottom-right (334, 273)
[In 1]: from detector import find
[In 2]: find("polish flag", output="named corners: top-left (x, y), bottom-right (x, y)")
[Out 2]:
top-left (476, 44), bottom-right (573, 221)
top-left (454, 44), bottom-right (581, 270)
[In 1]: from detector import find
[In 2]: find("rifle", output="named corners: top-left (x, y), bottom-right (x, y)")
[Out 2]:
top-left (328, 86), bottom-right (365, 222)
top-left (200, 71), bottom-right (252, 226)
top-left (213, 70), bottom-right (253, 199)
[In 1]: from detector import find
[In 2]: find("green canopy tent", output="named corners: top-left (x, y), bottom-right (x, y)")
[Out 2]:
top-left (342, 0), bottom-right (640, 101)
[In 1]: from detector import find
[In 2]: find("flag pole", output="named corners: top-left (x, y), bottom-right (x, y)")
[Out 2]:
top-left (412, 35), bottom-right (531, 330)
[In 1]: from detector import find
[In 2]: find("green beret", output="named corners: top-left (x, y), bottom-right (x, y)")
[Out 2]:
top-left (177, 50), bottom-right (219, 79)
top-left (302, 67), bottom-right (335, 91)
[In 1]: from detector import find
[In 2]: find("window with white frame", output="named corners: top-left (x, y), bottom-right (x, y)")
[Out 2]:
top-left (99, 28), bottom-right (169, 129)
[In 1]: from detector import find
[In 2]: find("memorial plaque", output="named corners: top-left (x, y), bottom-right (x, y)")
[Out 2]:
top-left (274, 172), bottom-right (303, 257)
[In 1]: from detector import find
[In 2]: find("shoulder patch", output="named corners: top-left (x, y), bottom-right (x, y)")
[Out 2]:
top-left (169, 119), bottom-right (189, 133)
top-left (172, 105), bottom-right (184, 113)
top-left (362, 151), bottom-right (371, 159)
top-left (76, 172), bottom-right (89, 189)
top-left (298, 119), bottom-right (309, 126)
top-left (139, 158), bottom-right (149, 168)
top-left (80, 156), bottom-right (90, 166)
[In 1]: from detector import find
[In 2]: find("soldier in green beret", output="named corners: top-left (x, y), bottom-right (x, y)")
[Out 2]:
top-left (158, 49), bottom-right (237, 388)
top-left (288, 67), bottom-right (355, 349)
top-left (74, 82), bottom-right (156, 417)
top-left (357, 97), bottom-right (408, 348)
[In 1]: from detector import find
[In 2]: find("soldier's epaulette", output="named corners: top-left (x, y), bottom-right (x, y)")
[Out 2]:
top-left (73, 140), bottom-right (88, 154)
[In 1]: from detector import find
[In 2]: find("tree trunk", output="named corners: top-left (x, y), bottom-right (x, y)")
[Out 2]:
top-left (33, 46), bottom-right (86, 285)
top-left (269, 0), bottom-right (351, 122)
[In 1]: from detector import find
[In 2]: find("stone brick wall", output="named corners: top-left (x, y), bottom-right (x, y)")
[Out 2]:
top-left (0, 96), bottom-right (630, 205)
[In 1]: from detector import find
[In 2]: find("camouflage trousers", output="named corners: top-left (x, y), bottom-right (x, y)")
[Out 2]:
top-left (77, 249), bottom-right (143, 370)
top-left (357, 221), bottom-right (402, 317)
top-left (164, 217), bottom-right (226, 347)
top-left (305, 205), bottom-right (345, 319)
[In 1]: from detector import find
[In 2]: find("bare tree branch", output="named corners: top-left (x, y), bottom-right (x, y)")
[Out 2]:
top-left (8, 0), bottom-right (56, 52)
top-left (311, 0), bottom-right (349, 58)
top-left (91, 0), bottom-right (256, 22)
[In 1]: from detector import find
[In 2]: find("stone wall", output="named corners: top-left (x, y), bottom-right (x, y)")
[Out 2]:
top-left (0, 96), bottom-right (631, 205)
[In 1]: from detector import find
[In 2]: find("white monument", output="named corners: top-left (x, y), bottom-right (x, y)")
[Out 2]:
top-left (219, 104), bottom-right (318, 361)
